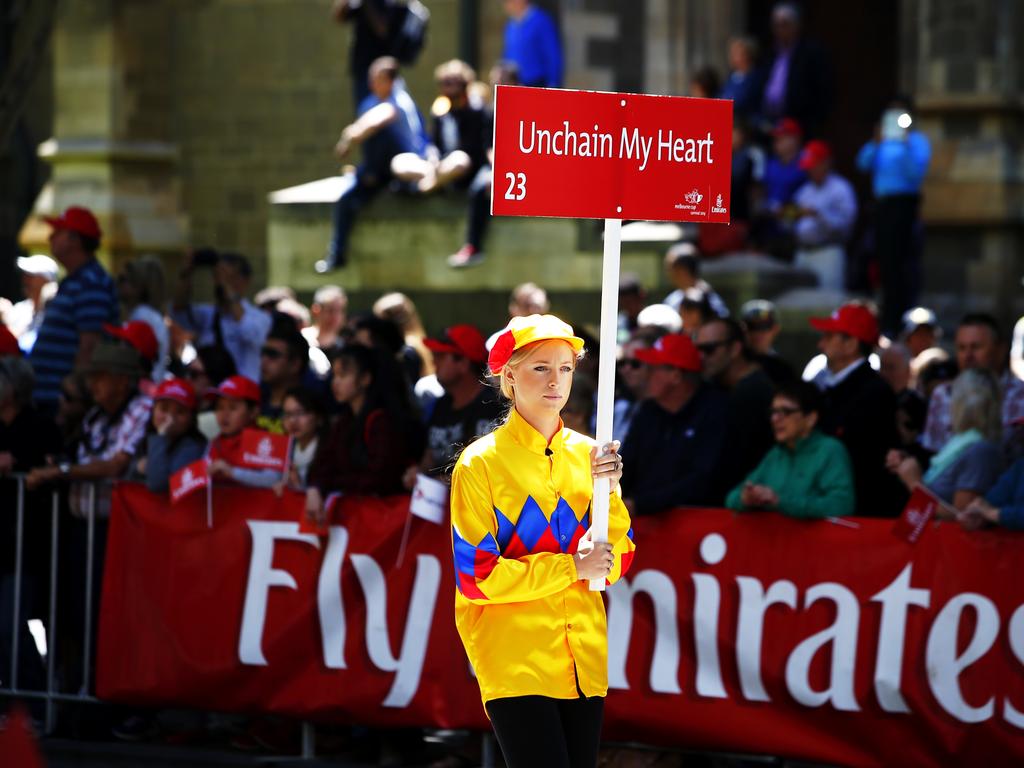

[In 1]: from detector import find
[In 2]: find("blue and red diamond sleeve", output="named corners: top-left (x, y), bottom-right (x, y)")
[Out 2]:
top-left (605, 492), bottom-right (636, 586)
top-left (450, 453), bottom-right (576, 604)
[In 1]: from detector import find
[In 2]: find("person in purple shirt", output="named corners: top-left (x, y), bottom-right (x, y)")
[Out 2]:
top-left (502, 0), bottom-right (563, 88)
top-left (760, 3), bottom-right (832, 138)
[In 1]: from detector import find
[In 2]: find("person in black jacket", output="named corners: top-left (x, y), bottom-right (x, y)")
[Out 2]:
top-left (808, 303), bottom-right (906, 516)
top-left (619, 333), bottom-right (730, 515)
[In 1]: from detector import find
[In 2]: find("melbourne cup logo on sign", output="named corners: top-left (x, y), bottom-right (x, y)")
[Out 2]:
top-left (491, 85), bottom-right (732, 222)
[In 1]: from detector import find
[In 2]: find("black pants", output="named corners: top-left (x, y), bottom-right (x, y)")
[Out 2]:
top-left (486, 694), bottom-right (604, 768)
top-left (875, 193), bottom-right (921, 335)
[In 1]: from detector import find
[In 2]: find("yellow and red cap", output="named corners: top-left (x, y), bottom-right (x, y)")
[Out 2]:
top-left (488, 314), bottom-right (584, 374)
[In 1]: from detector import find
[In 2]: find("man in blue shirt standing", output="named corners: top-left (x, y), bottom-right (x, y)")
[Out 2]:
top-left (30, 207), bottom-right (119, 412)
top-left (856, 96), bottom-right (932, 336)
top-left (502, 0), bottom-right (563, 88)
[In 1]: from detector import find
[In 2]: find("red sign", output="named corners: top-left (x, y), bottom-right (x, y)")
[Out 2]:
top-left (893, 484), bottom-right (942, 543)
top-left (240, 428), bottom-right (289, 472)
top-left (491, 85), bottom-right (733, 222)
top-left (99, 486), bottom-right (1024, 767)
top-left (169, 458), bottom-right (209, 504)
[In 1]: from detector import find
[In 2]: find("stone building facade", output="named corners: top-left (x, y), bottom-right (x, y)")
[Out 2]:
top-left (9, 0), bottom-right (1023, 330)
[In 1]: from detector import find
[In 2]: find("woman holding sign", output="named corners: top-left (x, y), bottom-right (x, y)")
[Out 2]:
top-left (450, 314), bottom-right (635, 768)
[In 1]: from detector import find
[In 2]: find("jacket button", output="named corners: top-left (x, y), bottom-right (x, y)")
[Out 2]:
top-left (560, 534), bottom-right (566, 541)
top-left (567, 623), bottom-right (573, 630)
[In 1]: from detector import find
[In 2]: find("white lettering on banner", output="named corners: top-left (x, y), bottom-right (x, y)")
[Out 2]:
top-left (515, 121), bottom-right (714, 173)
top-left (350, 554), bottom-right (440, 708)
top-left (318, 526), bottom-right (350, 669)
top-left (871, 564), bottom-right (930, 713)
top-left (237, 522), bottom-right (1024, 726)
top-left (925, 593), bottom-right (999, 723)
top-left (784, 583), bottom-right (861, 711)
top-left (735, 577), bottom-right (798, 702)
top-left (240, 522), bottom-right (439, 709)
top-left (240, 522), bottom-right (321, 665)
top-left (692, 532), bottom-right (727, 698)
top-left (606, 570), bottom-right (681, 694)
top-left (1005, 606), bottom-right (1024, 728)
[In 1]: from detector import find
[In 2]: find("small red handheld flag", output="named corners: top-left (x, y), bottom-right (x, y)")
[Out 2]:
top-left (893, 484), bottom-right (942, 544)
top-left (169, 458), bottom-right (210, 504)
top-left (240, 428), bottom-right (290, 472)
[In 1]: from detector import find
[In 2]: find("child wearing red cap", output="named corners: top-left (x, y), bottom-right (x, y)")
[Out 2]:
top-left (206, 375), bottom-right (283, 488)
top-left (450, 314), bottom-right (635, 768)
top-left (134, 378), bottom-right (207, 492)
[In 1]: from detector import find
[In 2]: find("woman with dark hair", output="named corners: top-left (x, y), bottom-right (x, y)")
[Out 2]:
top-left (305, 345), bottom-right (422, 521)
top-left (727, 380), bottom-right (855, 518)
top-left (275, 386), bottom-right (326, 492)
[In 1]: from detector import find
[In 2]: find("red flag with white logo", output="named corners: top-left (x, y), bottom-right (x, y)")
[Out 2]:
top-left (169, 458), bottom-right (210, 504)
top-left (893, 483), bottom-right (942, 543)
top-left (240, 428), bottom-right (290, 472)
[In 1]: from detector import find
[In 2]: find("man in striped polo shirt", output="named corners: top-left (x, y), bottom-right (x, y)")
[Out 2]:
top-left (29, 207), bottom-right (119, 411)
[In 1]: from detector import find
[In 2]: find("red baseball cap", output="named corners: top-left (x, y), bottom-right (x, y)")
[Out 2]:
top-left (210, 375), bottom-right (261, 403)
top-left (104, 321), bottom-right (158, 362)
top-left (799, 139), bottom-right (832, 170)
top-left (0, 325), bottom-right (21, 357)
top-left (633, 333), bottom-right (702, 372)
top-left (153, 378), bottom-right (197, 410)
top-left (44, 206), bottom-right (102, 241)
top-left (809, 303), bottom-right (880, 346)
top-left (423, 324), bottom-right (488, 364)
top-left (771, 117), bottom-right (803, 138)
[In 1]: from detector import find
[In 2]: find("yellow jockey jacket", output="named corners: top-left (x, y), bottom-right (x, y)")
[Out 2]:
top-left (450, 407), bottom-right (636, 706)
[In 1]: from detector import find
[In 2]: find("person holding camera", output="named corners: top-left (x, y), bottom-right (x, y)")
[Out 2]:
top-left (171, 249), bottom-right (271, 381)
top-left (856, 96), bottom-right (932, 337)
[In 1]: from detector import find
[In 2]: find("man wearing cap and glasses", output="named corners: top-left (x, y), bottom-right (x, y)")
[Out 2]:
top-left (741, 299), bottom-right (796, 387)
top-left (404, 324), bottom-right (502, 487)
top-left (28, 207), bottom-right (119, 412)
top-left (808, 302), bottom-right (904, 516)
top-left (3, 254), bottom-right (58, 353)
top-left (618, 333), bottom-right (730, 515)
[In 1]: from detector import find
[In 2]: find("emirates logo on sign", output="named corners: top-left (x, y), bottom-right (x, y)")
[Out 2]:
top-left (684, 189), bottom-right (703, 204)
top-left (182, 468), bottom-right (194, 485)
top-left (258, 438), bottom-right (272, 457)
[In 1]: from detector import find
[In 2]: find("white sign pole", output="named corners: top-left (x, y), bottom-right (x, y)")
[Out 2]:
top-left (590, 217), bottom-right (621, 592)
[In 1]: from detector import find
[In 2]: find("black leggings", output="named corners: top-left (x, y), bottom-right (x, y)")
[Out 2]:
top-left (486, 694), bottom-right (604, 768)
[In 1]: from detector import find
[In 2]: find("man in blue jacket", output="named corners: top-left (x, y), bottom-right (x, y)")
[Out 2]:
top-left (502, 0), bottom-right (563, 88)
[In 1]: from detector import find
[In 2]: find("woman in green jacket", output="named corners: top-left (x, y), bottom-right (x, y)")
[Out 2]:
top-left (727, 381), bottom-right (855, 518)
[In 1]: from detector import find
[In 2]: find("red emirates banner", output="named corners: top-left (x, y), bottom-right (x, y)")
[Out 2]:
top-left (240, 428), bottom-right (290, 472)
top-left (99, 486), bottom-right (1024, 766)
top-left (168, 458), bottom-right (209, 504)
top-left (491, 85), bottom-right (733, 222)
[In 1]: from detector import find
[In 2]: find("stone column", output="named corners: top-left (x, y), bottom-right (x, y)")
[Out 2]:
top-left (911, 0), bottom-right (1024, 325)
top-left (18, 0), bottom-right (187, 270)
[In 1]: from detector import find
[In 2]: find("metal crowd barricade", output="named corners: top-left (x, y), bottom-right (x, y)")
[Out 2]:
top-left (0, 476), bottom-right (330, 758)
top-left (1, 474), bottom-right (101, 733)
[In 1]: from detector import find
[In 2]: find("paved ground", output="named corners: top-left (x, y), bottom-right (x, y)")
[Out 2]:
top-left (43, 739), bottom-right (377, 767)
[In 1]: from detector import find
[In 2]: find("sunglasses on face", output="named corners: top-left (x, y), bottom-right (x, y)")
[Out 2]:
top-left (770, 406), bottom-right (802, 418)
top-left (620, 359), bottom-right (643, 370)
top-left (260, 346), bottom-right (285, 360)
top-left (695, 339), bottom-right (730, 356)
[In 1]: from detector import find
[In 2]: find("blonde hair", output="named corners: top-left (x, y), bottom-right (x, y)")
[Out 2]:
top-left (492, 340), bottom-right (586, 403)
top-left (950, 368), bottom-right (1002, 442)
top-left (373, 292), bottom-right (433, 375)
